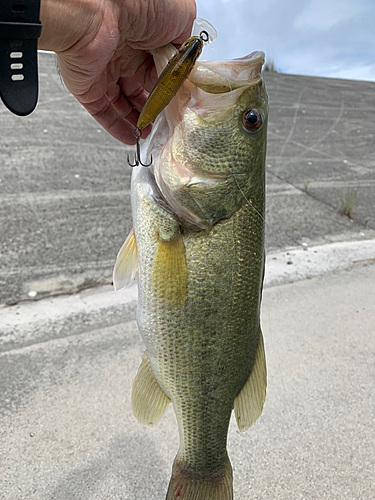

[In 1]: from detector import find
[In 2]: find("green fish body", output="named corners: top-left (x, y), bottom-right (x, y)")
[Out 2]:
top-left (114, 49), bottom-right (268, 500)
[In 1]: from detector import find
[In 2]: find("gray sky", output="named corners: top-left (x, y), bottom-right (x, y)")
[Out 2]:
top-left (196, 0), bottom-right (375, 82)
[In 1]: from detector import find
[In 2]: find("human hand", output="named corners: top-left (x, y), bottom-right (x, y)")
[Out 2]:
top-left (39, 0), bottom-right (196, 144)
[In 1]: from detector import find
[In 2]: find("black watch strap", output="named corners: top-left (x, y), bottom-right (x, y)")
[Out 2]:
top-left (0, 0), bottom-right (42, 116)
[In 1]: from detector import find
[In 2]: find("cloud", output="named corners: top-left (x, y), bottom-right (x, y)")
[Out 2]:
top-left (195, 0), bottom-right (375, 81)
top-left (294, 0), bottom-right (366, 31)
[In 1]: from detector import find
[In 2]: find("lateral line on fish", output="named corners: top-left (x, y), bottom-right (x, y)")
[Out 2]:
top-left (231, 166), bottom-right (265, 224)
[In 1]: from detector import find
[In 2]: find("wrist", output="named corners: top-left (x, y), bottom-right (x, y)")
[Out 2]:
top-left (38, 0), bottom-right (102, 52)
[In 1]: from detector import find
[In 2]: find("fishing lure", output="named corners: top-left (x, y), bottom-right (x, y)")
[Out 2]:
top-left (137, 31), bottom-right (208, 132)
top-left (127, 19), bottom-right (216, 167)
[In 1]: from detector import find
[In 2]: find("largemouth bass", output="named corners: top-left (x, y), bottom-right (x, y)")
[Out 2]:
top-left (114, 47), bottom-right (268, 500)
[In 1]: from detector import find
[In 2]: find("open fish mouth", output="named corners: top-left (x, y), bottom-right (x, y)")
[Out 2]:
top-left (145, 49), bottom-right (265, 152)
top-left (143, 48), bottom-right (266, 231)
top-left (189, 51), bottom-right (265, 93)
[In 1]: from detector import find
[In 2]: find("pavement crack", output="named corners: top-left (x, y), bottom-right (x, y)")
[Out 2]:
top-left (266, 170), bottom-right (371, 230)
top-left (310, 93), bottom-right (345, 147)
top-left (278, 89), bottom-right (304, 160)
top-left (1, 279), bottom-right (112, 308)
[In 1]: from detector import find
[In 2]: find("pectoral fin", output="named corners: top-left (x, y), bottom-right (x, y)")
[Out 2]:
top-left (113, 228), bottom-right (138, 291)
top-left (132, 352), bottom-right (171, 427)
top-left (152, 229), bottom-right (187, 306)
top-left (234, 329), bottom-right (267, 432)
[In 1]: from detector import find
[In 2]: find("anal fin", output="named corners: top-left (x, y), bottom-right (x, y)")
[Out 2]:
top-left (132, 352), bottom-right (171, 427)
top-left (234, 329), bottom-right (267, 432)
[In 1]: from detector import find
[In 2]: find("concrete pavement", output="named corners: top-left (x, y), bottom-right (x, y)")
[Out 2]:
top-left (1, 51), bottom-right (375, 499)
top-left (1, 52), bottom-right (375, 304)
top-left (1, 257), bottom-right (374, 500)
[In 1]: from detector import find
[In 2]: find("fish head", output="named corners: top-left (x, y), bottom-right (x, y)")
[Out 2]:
top-left (149, 50), bottom-right (269, 230)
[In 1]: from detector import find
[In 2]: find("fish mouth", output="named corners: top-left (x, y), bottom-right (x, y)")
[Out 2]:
top-left (189, 51), bottom-right (265, 94)
top-left (145, 49), bottom-right (266, 231)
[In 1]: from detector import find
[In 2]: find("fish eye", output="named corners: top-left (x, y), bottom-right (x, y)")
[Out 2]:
top-left (242, 109), bottom-right (263, 132)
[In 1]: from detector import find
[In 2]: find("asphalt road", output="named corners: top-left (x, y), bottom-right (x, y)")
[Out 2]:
top-left (1, 52), bottom-right (374, 304)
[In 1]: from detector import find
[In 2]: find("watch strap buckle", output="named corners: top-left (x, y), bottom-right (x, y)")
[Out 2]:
top-left (0, 21), bottom-right (42, 40)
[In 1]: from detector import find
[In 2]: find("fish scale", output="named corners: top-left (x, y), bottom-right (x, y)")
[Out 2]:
top-left (134, 195), bottom-right (264, 473)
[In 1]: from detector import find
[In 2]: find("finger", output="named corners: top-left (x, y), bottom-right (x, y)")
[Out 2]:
top-left (126, 0), bottom-right (196, 51)
top-left (106, 80), bottom-right (152, 138)
top-left (171, 4), bottom-right (196, 46)
top-left (106, 82), bottom-right (143, 128)
top-left (114, 77), bottom-right (149, 112)
top-left (132, 55), bottom-right (158, 93)
top-left (82, 95), bottom-right (138, 145)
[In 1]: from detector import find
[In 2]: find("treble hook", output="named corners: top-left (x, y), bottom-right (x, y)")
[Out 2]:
top-left (127, 128), bottom-right (153, 167)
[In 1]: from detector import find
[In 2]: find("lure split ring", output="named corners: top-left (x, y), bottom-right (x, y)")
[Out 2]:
top-left (199, 30), bottom-right (209, 42)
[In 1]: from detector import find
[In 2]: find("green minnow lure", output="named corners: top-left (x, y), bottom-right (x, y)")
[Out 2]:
top-left (137, 31), bottom-right (208, 132)
top-left (127, 19), bottom-right (216, 168)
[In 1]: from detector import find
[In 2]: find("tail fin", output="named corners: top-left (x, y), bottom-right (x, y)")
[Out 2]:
top-left (166, 455), bottom-right (233, 500)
